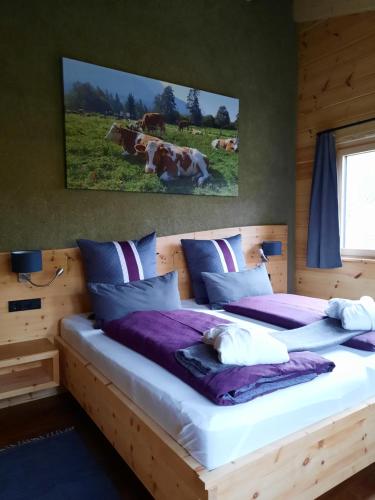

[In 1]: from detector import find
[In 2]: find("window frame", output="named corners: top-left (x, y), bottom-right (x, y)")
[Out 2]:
top-left (337, 141), bottom-right (375, 259)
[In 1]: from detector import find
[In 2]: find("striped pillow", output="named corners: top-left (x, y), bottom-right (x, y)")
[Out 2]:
top-left (181, 234), bottom-right (246, 304)
top-left (77, 232), bottom-right (156, 284)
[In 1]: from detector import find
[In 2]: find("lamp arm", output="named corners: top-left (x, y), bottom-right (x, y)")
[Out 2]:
top-left (259, 248), bottom-right (269, 263)
top-left (24, 268), bottom-right (64, 287)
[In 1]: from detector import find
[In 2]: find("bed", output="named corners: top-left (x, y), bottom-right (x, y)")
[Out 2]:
top-left (50, 226), bottom-right (375, 499)
top-left (57, 305), bottom-right (375, 498)
top-left (60, 301), bottom-right (375, 470)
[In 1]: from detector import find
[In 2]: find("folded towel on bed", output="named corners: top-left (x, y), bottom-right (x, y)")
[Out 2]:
top-left (326, 296), bottom-right (375, 330)
top-left (175, 343), bottom-right (235, 377)
top-left (202, 324), bottom-right (289, 366)
top-left (175, 343), bottom-right (318, 398)
top-left (325, 296), bottom-right (373, 319)
top-left (342, 301), bottom-right (375, 331)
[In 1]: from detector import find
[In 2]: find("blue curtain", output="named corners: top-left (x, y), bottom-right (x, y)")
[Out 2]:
top-left (306, 132), bottom-right (342, 268)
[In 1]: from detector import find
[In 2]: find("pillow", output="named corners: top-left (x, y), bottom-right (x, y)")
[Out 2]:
top-left (77, 232), bottom-right (156, 284)
top-left (181, 234), bottom-right (246, 304)
top-left (87, 271), bottom-right (181, 325)
top-left (201, 264), bottom-right (273, 309)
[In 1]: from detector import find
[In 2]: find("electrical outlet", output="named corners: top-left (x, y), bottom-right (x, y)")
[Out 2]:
top-left (8, 298), bottom-right (42, 312)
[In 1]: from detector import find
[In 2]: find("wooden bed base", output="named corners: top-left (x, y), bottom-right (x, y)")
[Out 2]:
top-left (57, 336), bottom-right (375, 499)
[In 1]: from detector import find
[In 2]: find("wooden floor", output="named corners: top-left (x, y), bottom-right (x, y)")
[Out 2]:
top-left (0, 394), bottom-right (375, 499)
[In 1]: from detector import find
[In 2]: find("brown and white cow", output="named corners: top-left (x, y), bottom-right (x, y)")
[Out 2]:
top-left (211, 137), bottom-right (239, 152)
top-left (140, 113), bottom-right (165, 133)
top-left (105, 124), bottom-right (160, 156)
top-left (135, 140), bottom-right (210, 186)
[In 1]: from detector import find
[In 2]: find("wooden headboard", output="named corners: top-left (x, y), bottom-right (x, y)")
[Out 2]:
top-left (0, 225), bottom-right (287, 345)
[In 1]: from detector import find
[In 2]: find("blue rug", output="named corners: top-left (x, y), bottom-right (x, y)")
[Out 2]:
top-left (0, 428), bottom-right (122, 499)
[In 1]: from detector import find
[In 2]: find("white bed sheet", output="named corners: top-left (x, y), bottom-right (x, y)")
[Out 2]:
top-left (61, 302), bottom-right (375, 470)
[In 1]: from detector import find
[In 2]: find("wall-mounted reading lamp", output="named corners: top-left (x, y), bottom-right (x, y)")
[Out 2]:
top-left (11, 250), bottom-right (64, 287)
top-left (259, 241), bottom-right (282, 263)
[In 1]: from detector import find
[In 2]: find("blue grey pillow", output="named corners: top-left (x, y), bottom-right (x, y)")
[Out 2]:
top-left (87, 271), bottom-right (181, 325)
top-left (78, 231), bottom-right (156, 284)
top-left (181, 234), bottom-right (246, 304)
top-left (201, 264), bottom-right (273, 309)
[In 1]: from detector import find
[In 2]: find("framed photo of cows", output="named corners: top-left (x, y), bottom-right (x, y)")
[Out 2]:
top-left (62, 57), bottom-right (239, 196)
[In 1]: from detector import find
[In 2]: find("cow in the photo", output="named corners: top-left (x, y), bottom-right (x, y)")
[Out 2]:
top-left (135, 140), bottom-right (210, 186)
top-left (105, 124), bottom-right (160, 155)
top-left (139, 113), bottom-right (165, 133)
top-left (211, 137), bottom-right (239, 152)
top-left (178, 120), bottom-right (190, 131)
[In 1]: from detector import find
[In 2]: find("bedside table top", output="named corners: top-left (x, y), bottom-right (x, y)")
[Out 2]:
top-left (0, 338), bottom-right (57, 369)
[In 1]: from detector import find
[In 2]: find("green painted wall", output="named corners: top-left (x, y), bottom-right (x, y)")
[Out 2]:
top-left (0, 0), bottom-right (296, 285)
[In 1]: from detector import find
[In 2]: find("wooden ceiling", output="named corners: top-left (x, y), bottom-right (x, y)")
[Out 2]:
top-left (294, 0), bottom-right (375, 22)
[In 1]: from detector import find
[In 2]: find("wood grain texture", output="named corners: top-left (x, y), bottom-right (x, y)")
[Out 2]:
top-left (295, 12), bottom-right (375, 299)
top-left (58, 333), bottom-right (375, 499)
top-left (294, 0), bottom-right (375, 23)
top-left (57, 337), bottom-right (208, 500)
top-left (0, 338), bottom-right (58, 368)
top-left (1, 392), bottom-right (375, 499)
top-left (0, 387), bottom-right (62, 410)
top-left (0, 225), bottom-right (287, 345)
top-left (0, 338), bottom-right (59, 401)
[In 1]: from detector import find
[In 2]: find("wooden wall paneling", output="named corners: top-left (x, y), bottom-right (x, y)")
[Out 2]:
top-left (299, 34), bottom-right (375, 91)
top-left (0, 248), bottom-right (90, 345)
top-left (156, 232), bottom-right (195, 300)
top-left (298, 92), bottom-right (375, 132)
top-left (0, 225), bottom-right (287, 345)
top-left (294, 0), bottom-right (375, 23)
top-left (298, 12), bottom-right (375, 64)
top-left (295, 11), bottom-right (375, 299)
top-left (296, 260), bottom-right (375, 299)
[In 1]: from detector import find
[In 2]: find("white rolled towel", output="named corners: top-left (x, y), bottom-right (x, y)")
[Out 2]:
top-left (325, 296), bottom-right (373, 319)
top-left (325, 296), bottom-right (375, 330)
top-left (203, 324), bottom-right (289, 366)
top-left (341, 298), bottom-right (375, 331)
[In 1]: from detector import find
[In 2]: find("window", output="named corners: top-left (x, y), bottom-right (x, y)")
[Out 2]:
top-left (338, 146), bottom-right (375, 258)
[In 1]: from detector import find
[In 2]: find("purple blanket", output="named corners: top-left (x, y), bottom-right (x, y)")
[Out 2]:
top-left (344, 332), bottom-right (375, 352)
top-left (224, 294), bottom-right (328, 328)
top-left (224, 294), bottom-right (375, 352)
top-left (103, 310), bottom-right (335, 406)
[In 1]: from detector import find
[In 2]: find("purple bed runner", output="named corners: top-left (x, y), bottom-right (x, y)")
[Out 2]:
top-left (223, 294), bottom-right (375, 352)
top-left (224, 294), bottom-right (328, 329)
top-left (103, 309), bottom-right (334, 406)
top-left (344, 332), bottom-right (375, 352)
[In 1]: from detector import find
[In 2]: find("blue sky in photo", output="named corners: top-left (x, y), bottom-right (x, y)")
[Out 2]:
top-left (63, 58), bottom-right (239, 121)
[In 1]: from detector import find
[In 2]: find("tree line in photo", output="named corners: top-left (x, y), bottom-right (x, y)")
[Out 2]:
top-left (65, 82), bottom-right (238, 130)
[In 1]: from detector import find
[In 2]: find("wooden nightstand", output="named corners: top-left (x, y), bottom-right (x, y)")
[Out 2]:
top-left (0, 339), bottom-right (59, 401)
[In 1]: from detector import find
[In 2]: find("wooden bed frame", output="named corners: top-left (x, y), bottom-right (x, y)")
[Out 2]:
top-left (56, 336), bottom-right (375, 499)
top-left (2, 225), bottom-right (375, 498)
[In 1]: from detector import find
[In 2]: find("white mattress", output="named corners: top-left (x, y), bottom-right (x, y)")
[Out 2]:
top-left (61, 301), bottom-right (375, 470)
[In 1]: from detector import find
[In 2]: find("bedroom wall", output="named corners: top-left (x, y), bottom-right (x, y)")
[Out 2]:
top-left (296, 11), bottom-right (375, 298)
top-left (0, 0), bottom-right (297, 285)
